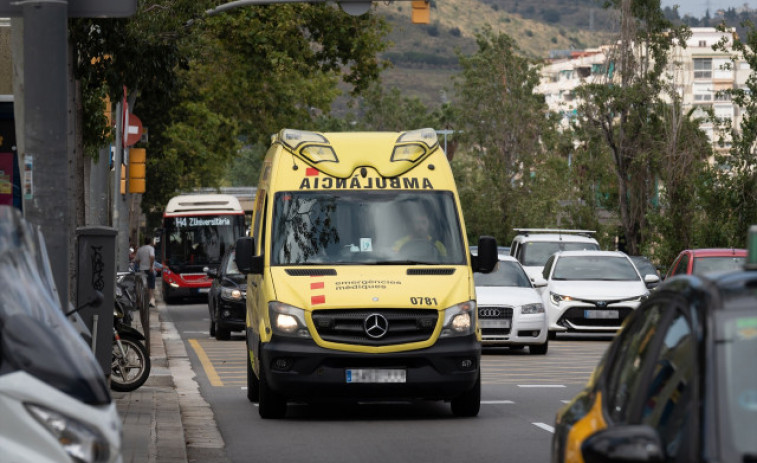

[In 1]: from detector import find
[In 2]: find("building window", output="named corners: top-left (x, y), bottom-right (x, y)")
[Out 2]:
top-left (694, 58), bottom-right (712, 78)
top-left (699, 40), bottom-right (707, 47)
top-left (694, 94), bottom-right (712, 101)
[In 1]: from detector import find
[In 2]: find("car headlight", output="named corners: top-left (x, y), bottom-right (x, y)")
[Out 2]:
top-left (25, 403), bottom-right (110, 463)
top-left (221, 287), bottom-right (243, 301)
top-left (440, 300), bottom-right (476, 337)
top-left (521, 303), bottom-right (545, 314)
top-left (269, 302), bottom-right (311, 338)
top-left (549, 292), bottom-right (572, 305)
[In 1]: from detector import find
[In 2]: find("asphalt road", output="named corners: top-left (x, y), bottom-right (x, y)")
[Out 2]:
top-left (165, 301), bottom-right (612, 463)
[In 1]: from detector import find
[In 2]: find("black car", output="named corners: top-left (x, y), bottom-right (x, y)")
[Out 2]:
top-left (206, 246), bottom-right (246, 340)
top-left (552, 236), bottom-right (757, 463)
top-left (629, 255), bottom-right (662, 289)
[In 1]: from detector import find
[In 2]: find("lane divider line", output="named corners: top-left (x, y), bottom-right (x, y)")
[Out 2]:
top-left (533, 422), bottom-right (555, 433)
top-left (189, 338), bottom-right (224, 386)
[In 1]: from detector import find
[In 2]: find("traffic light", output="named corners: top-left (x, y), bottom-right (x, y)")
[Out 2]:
top-left (411, 0), bottom-right (430, 24)
top-left (128, 148), bottom-right (146, 193)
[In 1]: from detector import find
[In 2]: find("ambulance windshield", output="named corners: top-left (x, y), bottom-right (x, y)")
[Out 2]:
top-left (271, 191), bottom-right (466, 265)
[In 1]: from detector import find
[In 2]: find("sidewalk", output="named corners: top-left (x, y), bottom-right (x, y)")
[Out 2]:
top-left (113, 303), bottom-right (230, 463)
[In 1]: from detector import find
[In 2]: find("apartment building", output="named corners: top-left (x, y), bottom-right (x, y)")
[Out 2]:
top-left (538, 28), bottom-right (749, 151)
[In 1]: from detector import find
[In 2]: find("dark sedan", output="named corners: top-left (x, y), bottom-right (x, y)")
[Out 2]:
top-left (206, 247), bottom-right (246, 340)
top-left (552, 229), bottom-right (757, 463)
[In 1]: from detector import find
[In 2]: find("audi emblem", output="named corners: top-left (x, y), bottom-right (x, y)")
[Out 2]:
top-left (479, 308), bottom-right (501, 318)
top-left (364, 313), bottom-right (389, 339)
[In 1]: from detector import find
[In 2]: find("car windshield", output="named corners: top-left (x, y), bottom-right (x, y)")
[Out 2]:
top-left (226, 251), bottom-right (240, 275)
top-left (717, 310), bottom-right (757, 457)
top-left (631, 257), bottom-right (658, 277)
top-left (473, 261), bottom-right (531, 288)
top-left (693, 256), bottom-right (746, 275)
top-left (521, 241), bottom-right (599, 266)
top-left (271, 191), bottom-right (466, 265)
top-left (552, 256), bottom-right (640, 281)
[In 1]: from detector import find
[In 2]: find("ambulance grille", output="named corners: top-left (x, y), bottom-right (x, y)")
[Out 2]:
top-left (311, 309), bottom-right (438, 346)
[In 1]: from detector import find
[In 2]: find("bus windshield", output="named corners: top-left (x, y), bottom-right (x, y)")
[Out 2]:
top-left (271, 191), bottom-right (466, 265)
top-left (163, 214), bottom-right (246, 269)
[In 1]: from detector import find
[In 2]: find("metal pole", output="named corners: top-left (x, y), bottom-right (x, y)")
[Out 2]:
top-left (22, 0), bottom-right (69, 308)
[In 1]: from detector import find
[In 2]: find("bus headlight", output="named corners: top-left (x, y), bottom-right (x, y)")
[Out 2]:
top-left (269, 302), bottom-right (311, 338)
top-left (440, 300), bottom-right (476, 337)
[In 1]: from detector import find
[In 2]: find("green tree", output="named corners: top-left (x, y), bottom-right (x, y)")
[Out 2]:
top-left (572, 0), bottom-right (688, 255)
top-left (705, 22), bottom-right (757, 243)
top-left (452, 27), bottom-right (567, 244)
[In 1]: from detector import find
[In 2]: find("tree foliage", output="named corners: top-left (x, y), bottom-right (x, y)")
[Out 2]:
top-left (71, 0), bottom-right (390, 226)
top-left (451, 27), bottom-right (572, 245)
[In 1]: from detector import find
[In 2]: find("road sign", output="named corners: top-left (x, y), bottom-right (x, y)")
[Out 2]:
top-left (0, 0), bottom-right (136, 17)
top-left (124, 113), bottom-right (143, 148)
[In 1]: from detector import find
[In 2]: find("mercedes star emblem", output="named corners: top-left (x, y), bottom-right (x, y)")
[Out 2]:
top-left (364, 313), bottom-right (389, 339)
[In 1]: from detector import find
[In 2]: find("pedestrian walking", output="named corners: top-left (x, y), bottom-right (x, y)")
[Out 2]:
top-left (135, 236), bottom-right (156, 307)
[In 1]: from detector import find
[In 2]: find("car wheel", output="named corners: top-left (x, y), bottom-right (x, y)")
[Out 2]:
top-left (529, 340), bottom-right (548, 355)
top-left (450, 369), bottom-right (480, 417)
top-left (215, 323), bottom-right (231, 341)
top-left (246, 352), bottom-right (259, 403)
top-left (258, 358), bottom-right (287, 419)
top-left (209, 304), bottom-right (216, 337)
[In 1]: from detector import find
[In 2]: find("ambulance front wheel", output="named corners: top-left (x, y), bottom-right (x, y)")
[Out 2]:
top-left (450, 369), bottom-right (481, 417)
top-left (258, 360), bottom-right (287, 419)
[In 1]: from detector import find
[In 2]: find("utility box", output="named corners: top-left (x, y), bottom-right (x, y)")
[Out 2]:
top-left (76, 226), bottom-right (117, 376)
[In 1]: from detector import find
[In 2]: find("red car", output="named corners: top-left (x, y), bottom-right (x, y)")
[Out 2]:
top-left (666, 248), bottom-right (747, 278)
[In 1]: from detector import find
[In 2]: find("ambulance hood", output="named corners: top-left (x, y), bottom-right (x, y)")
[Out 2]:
top-left (269, 266), bottom-right (471, 311)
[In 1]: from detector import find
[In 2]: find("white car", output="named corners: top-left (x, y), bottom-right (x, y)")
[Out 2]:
top-left (474, 256), bottom-right (549, 354)
top-left (539, 250), bottom-right (659, 337)
top-left (509, 229), bottom-right (600, 281)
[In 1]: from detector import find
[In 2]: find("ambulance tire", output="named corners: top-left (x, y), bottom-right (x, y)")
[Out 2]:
top-left (246, 354), bottom-right (259, 403)
top-left (258, 361), bottom-right (287, 419)
top-left (450, 369), bottom-right (481, 417)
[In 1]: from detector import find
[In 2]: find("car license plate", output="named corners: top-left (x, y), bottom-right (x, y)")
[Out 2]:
top-left (480, 319), bottom-right (511, 329)
top-left (197, 288), bottom-right (210, 294)
top-left (346, 369), bottom-right (406, 384)
top-left (584, 309), bottom-right (619, 319)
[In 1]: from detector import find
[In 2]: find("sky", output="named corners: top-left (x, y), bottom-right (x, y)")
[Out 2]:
top-left (661, 0), bottom-right (754, 17)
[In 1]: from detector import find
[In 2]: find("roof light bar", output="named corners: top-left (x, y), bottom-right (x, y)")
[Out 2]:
top-left (391, 128), bottom-right (439, 163)
top-left (278, 129), bottom-right (337, 164)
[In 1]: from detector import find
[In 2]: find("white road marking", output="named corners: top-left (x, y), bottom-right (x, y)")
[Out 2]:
top-left (533, 422), bottom-right (555, 433)
top-left (481, 400), bottom-right (515, 404)
top-left (561, 400), bottom-right (570, 404)
top-left (183, 330), bottom-right (210, 334)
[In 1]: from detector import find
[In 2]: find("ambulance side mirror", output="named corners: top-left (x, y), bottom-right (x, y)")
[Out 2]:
top-left (235, 237), bottom-right (263, 275)
top-left (475, 236), bottom-right (498, 273)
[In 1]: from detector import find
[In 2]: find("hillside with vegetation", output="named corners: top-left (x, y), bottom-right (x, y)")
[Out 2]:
top-left (375, 0), bottom-right (616, 106)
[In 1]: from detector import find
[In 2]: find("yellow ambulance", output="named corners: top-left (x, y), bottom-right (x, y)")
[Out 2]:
top-left (235, 128), bottom-right (498, 418)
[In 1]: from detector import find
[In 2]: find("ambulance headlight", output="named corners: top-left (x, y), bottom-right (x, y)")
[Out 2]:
top-left (269, 302), bottom-right (311, 338)
top-left (25, 403), bottom-right (111, 463)
top-left (440, 300), bottom-right (476, 337)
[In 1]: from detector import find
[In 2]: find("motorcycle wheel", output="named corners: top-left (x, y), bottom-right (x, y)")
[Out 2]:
top-left (111, 333), bottom-right (151, 392)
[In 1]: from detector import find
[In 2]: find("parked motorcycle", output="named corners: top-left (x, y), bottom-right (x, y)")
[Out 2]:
top-left (110, 281), bottom-right (151, 392)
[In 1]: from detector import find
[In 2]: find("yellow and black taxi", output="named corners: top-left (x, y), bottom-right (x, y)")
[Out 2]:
top-left (552, 226), bottom-right (757, 463)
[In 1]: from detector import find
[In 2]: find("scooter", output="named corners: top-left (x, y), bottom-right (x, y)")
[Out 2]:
top-left (110, 285), bottom-right (151, 392)
top-left (0, 205), bottom-right (123, 462)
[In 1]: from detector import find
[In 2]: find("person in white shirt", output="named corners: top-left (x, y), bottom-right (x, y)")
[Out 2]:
top-left (134, 236), bottom-right (156, 307)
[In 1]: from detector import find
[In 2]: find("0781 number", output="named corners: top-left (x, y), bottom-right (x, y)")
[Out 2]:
top-left (410, 297), bottom-right (437, 306)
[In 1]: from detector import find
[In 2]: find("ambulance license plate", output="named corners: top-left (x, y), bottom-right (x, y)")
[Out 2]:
top-left (346, 369), bottom-right (406, 384)
top-left (584, 310), bottom-right (619, 319)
